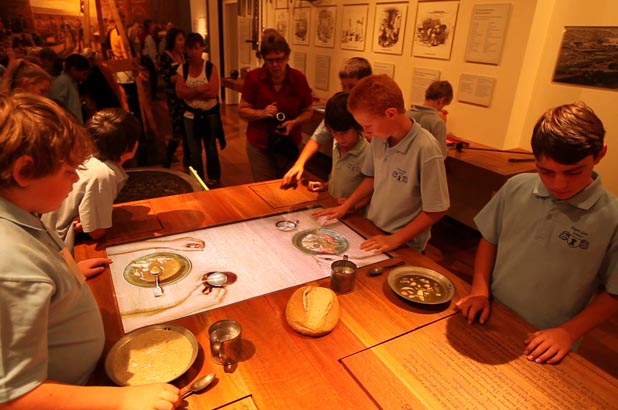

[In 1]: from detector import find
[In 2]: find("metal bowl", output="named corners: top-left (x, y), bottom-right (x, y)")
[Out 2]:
top-left (105, 324), bottom-right (198, 386)
top-left (387, 266), bottom-right (455, 305)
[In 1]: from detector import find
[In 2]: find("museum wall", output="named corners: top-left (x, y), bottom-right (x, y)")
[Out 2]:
top-left (259, 0), bottom-right (618, 193)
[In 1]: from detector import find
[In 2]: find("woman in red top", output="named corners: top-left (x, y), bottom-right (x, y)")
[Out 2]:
top-left (238, 31), bottom-right (314, 182)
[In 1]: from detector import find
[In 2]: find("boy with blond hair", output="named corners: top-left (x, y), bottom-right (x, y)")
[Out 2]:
top-left (456, 102), bottom-right (618, 364)
top-left (315, 75), bottom-right (449, 252)
top-left (0, 93), bottom-right (179, 409)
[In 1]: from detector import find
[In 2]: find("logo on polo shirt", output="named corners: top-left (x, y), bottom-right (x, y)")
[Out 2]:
top-left (392, 168), bottom-right (408, 183)
top-left (559, 227), bottom-right (589, 249)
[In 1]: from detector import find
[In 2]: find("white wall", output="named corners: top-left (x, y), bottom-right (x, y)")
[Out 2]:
top-left (256, 0), bottom-right (618, 192)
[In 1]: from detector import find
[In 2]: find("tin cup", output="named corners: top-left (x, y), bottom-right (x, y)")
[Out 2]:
top-left (330, 256), bottom-right (357, 294)
top-left (208, 319), bottom-right (242, 366)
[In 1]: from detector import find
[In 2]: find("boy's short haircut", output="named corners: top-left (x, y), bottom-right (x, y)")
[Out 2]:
top-left (0, 93), bottom-right (93, 188)
top-left (325, 92), bottom-right (362, 133)
top-left (64, 53), bottom-right (90, 72)
top-left (86, 108), bottom-right (141, 162)
top-left (259, 30), bottom-right (291, 58)
top-left (531, 101), bottom-right (605, 164)
top-left (185, 32), bottom-right (205, 49)
top-left (0, 59), bottom-right (51, 94)
top-left (339, 57), bottom-right (372, 80)
top-left (425, 80), bottom-right (453, 104)
top-left (347, 74), bottom-right (405, 116)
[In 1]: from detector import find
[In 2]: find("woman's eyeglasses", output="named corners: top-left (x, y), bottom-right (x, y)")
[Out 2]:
top-left (265, 56), bottom-right (287, 65)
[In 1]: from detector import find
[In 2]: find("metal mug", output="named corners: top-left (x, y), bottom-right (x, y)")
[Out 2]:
top-left (330, 255), bottom-right (357, 294)
top-left (208, 319), bottom-right (242, 365)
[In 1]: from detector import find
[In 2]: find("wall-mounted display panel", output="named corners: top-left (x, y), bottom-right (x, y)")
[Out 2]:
top-left (341, 4), bottom-right (369, 51)
top-left (412, 1), bottom-right (459, 60)
top-left (373, 2), bottom-right (408, 55)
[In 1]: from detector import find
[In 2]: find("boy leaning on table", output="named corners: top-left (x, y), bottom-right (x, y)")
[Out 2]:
top-left (0, 93), bottom-right (180, 409)
top-left (314, 74), bottom-right (450, 253)
top-left (456, 101), bottom-right (618, 364)
top-left (42, 108), bottom-right (140, 251)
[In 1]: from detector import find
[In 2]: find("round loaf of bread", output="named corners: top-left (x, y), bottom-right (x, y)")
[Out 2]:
top-left (285, 286), bottom-right (340, 336)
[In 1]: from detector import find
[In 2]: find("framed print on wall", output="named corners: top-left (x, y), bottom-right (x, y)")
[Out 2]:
top-left (412, 1), bottom-right (459, 60)
top-left (341, 4), bottom-right (369, 51)
top-left (293, 7), bottom-right (310, 46)
top-left (275, 9), bottom-right (289, 39)
top-left (313, 6), bottom-right (337, 48)
top-left (373, 2), bottom-right (408, 55)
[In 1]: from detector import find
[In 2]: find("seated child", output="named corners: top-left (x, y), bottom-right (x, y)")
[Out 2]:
top-left (456, 101), bottom-right (618, 364)
top-left (315, 75), bottom-right (450, 253)
top-left (42, 108), bottom-right (140, 250)
top-left (407, 80), bottom-right (453, 158)
top-left (305, 91), bottom-right (369, 205)
top-left (0, 93), bottom-right (179, 408)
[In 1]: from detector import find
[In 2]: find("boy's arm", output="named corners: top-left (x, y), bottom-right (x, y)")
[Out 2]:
top-left (524, 291), bottom-right (618, 364)
top-left (3, 381), bottom-right (179, 410)
top-left (360, 210), bottom-right (447, 253)
top-left (281, 139), bottom-right (321, 188)
top-left (313, 177), bottom-right (374, 220)
top-left (455, 237), bottom-right (497, 324)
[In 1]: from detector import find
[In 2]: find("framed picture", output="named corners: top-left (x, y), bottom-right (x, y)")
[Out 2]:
top-left (275, 9), bottom-right (289, 39)
top-left (313, 6), bottom-right (337, 48)
top-left (275, 0), bottom-right (289, 9)
top-left (553, 26), bottom-right (618, 90)
top-left (292, 7), bottom-right (310, 46)
top-left (412, 1), bottom-right (459, 60)
top-left (341, 4), bottom-right (369, 51)
top-left (373, 2), bottom-right (408, 55)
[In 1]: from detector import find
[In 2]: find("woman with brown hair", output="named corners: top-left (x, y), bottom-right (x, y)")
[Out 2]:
top-left (238, 30), bottom-right (314, 182)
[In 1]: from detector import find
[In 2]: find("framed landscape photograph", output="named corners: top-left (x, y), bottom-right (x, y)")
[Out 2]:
top-left (341, 4), bottom-right (369, 51)
top-left (313, 6), bottom-right (337, 48)
top-left (292, 7), bottom-right (311, 46)
top-left (412, 1), bottom-right (459, 60)
top-left (373, 2), bottom-right (408, 55)
top-left (553, 26), bottom-right (618, 89)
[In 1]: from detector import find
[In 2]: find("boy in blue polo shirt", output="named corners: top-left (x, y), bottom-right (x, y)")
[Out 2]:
top-left (0, 93), bottom-right (179, 408)
top-left (456, 101), bottom-right (618, 364)
top-left (315, 75), bottom-right (450, 252)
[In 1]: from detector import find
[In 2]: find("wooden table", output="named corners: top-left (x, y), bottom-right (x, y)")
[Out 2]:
top-left (76, 180), bottom-right (617, 409)
top-left (445, 139), bottom-right (536, 229)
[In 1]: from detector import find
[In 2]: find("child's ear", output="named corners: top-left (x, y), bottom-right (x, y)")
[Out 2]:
top-left (12, 155), bottom-right (35, 187)
top-left (385, 107), bottom-right (398, 119)
top-left (594, 144), bottom-right (608, 165)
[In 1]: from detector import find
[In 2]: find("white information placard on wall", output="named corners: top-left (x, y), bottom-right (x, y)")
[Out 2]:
top-left (373, 62), bottom-right (395, 78)
top-left (458, 74), bottom-right (496, 107)
top-left (315, 55), bottom-right (331, 90)
top-left (464, 3), bottom-right (512, 65)
top-left (411, 68), bottom-right (441, 105)
top-left (292, 51), bottom-right (306, 73)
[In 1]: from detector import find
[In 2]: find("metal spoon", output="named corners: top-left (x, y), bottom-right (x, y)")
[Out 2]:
top-left (367, 260), bottom-right (405, 276)
top-left (150, 265), bottom-right (164, 297)
top-left (204, 271), bottom-right (228, 286)
top-left (181, 373), bottom-right (216, 399)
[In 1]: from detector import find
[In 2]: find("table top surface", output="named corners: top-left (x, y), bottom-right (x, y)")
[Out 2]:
top-left (76, 180), bottom-right (617, 410)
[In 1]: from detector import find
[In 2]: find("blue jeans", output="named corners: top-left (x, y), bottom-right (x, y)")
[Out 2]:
top-left (184, 111), bottom-right (221, 181)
